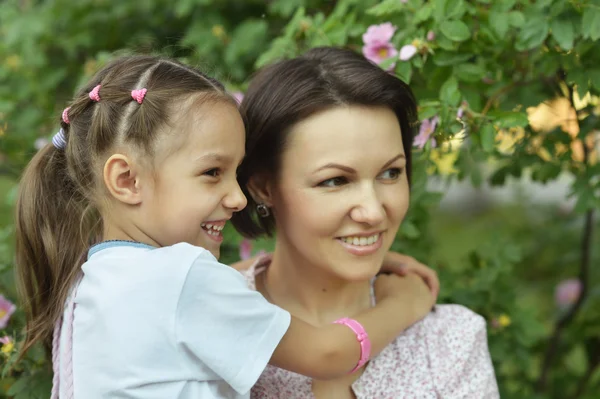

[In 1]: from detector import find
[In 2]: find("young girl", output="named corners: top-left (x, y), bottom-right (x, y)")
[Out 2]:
top-left (14, 55), bottom-right (436, 398)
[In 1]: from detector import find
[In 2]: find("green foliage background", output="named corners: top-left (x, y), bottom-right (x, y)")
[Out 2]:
top-left (1, 0), bottom-right (600, 398)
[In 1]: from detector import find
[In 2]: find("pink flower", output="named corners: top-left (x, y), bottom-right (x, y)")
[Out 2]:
top-left (232, 91), bottom-right (244, 105)
top-left (0, 336), bottom-right (12, 345)
top-left (555, 279), bottom-right (582, 308)
top-left (363, 43), bottom-right (398, 69)
top-left (362, 23), bottom-right (398, 69)
top-left (0, 295), bottom-right (16, 329)
top-left (414, 116), bottom-right (439, 149)
top-left (399, 44), bottom-right (417, 61)
top-left (427, 30), bottom-right (436, 41)
top-left (239, 239), bottom-right (252, 260)
top-left (362, 22), bottom-right (396, 45)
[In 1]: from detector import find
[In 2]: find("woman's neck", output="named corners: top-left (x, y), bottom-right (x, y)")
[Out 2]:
top-left (259, 239), bottom-right (373, 326)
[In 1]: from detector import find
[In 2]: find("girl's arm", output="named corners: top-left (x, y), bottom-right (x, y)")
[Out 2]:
top-left (269, 273), bottom-right (434, 379)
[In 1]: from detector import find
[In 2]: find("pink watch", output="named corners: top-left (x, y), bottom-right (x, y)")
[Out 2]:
top-left (333, 317), bottom-right (371, 373)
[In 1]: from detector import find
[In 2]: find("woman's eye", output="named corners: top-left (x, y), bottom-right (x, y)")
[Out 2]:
top-left (204, 168), bottom-right (221, 177)
top-left (379, 168), bottom-right (402, 180)
top-left (318, 176), bottom-right (348, 187)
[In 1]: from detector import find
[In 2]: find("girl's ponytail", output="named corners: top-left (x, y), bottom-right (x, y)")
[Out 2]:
top-left (15, 141), bottom-right (96, 355)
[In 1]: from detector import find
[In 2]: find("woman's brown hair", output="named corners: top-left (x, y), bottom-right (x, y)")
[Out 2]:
top-left (15, 55), bottom-right (233, 356)
top-left (232, 46), bottom-right (418, 239)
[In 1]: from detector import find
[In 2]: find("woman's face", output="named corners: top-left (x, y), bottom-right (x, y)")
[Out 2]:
top-left (269, 105), bottom-right (409, 282)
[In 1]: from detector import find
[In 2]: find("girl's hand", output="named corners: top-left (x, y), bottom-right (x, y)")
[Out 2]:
top-left (380, 252), bottom-right (440, 299)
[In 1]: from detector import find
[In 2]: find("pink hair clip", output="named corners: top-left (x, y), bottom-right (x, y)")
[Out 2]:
top-left (89, 84), bottom-right (101, 102)
top-left (62, 107), bottom-right (70, 124)
top-left (131, 88), bottom-right (147, 104)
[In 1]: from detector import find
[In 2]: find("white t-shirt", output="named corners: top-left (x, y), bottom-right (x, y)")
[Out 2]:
top-left (58, 241), bottom-right (291, 398)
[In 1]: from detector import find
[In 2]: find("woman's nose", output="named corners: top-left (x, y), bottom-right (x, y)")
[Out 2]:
top-left (349, 187), bottom-right (385, 226)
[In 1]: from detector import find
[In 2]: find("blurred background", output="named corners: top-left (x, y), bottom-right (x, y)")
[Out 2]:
top-left (0, 0), bottom-right (599, 398)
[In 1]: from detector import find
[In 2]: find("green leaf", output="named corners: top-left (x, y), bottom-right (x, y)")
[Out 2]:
top-left (589, 69), bottom-right (600, 91)
top-left (440, 20), bottom-right (471, 42)
top-left (432, 0), bottom-right (448, 22)
top-left (414, 4), bottom-right (433, 23)
top-left (379, 56), bottom-right (397, 71)
top-left (395, 61), bottom-right (413, 84)
top-left (550, 18), bottom-right (575, 51)
top-left (582, 7), bottom-right (600, 40)
top-left (440, 76), bottom-right (461, 106)
top-left (516, 17), bottom-right (549, 51)
top-left (400, 221), bottom-right (421, 239)
top-left (445, 0), bottom-right (466, 19)
top-left (455, 63), bottom-right (485, 82)
top-left (531, 163), bottom-right (562, 183)
top-left (433, 52), bottom-right (474, 66)
top-left (489, 111), bottom-right (529, 128)
top-left (480, 123), bottom-right (496, 152)
top-left (489, 11), bottom-right (509, 39)
top-left (419, 105), bottom-right (439, 120)
top-left (569, 70), bottom-right (590, 99)
top-left (508, 11), bottom-right (526, 27)
top-left (366, 0), bottom-right (406, 16)
top-left (7, 376), bottom-right (30, 395)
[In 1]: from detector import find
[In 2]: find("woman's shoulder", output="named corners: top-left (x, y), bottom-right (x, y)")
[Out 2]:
top-left (393, 304), bottom-right (499, 397)
top-left (423, 304), bottom-right (487, 333)
top-left (400, 304), bottom-right (488, 356)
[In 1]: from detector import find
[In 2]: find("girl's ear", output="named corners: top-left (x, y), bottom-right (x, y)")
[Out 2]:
top-left (103, 154), bottom-right (143, 205)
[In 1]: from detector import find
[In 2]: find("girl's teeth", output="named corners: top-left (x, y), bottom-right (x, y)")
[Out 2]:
top-left (341, 234), bottom-right (379, 246)
top-left (201, 223), bottom-right (225, 231)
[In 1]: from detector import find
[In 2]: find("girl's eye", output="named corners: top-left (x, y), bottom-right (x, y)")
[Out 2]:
top-left (204, 168), bottom-right (221, 178)
top-left (379, 168), bottom-right (402, 180)
top-left (318, 176), bottom-right (349, 187)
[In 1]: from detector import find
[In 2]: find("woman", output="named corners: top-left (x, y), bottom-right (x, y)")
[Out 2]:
top-left (232, 47), bottom-right (499, 398)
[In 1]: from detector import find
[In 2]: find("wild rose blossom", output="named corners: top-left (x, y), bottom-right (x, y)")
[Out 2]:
top-left (399, 44), bottom-right (417, 61)
top-left (0, 295), bottom-right (16, 329)
top-left (555, 278), bottom-right (582, 308)
top-left (414, 116), bottom-right (439, 149)
top-left (362, 23), bottom-right (398, 69)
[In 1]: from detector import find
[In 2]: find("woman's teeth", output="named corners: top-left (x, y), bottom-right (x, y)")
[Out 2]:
top-left (201, 223), bottom-right (224, 236)
top-left (340, 234), bottom-right (379, 246)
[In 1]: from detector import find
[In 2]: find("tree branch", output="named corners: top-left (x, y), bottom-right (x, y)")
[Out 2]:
top-left (535, 84), bottom-right (596, 393)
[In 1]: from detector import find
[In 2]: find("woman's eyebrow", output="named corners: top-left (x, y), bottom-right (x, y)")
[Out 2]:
top-left (314, 163), bottom-right (355, 174)
top-left (381, 153), bottom-right (406, 169)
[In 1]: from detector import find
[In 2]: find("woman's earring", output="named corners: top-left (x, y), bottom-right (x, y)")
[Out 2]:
top-left (256, 203), bottom-right (270, 218)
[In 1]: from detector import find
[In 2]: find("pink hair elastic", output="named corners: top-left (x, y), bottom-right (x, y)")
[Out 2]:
top-left (333, 317), bottom-right (371, 373)
top-left (131, 88), bottom-right (148, 104)
top-left (62, 107), bottom-right (70, 124)
top-left (89, 84), bottom-right (101, 102)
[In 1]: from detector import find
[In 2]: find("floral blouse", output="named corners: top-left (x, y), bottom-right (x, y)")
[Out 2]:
top-left (243, 257), bottom-right (500, 399)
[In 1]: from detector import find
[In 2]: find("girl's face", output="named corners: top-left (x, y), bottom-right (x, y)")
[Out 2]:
top-left (141, 100), bottom-right (247, 258)
top-left (269, 105), bottom-right (409, 281)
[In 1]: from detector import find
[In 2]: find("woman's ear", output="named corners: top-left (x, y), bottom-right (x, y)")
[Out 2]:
top-left (247, 173), bottom-right (274, 206)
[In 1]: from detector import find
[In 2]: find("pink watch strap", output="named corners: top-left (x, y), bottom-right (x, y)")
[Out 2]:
top-left (333, 317), bottom-right (371, 373)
